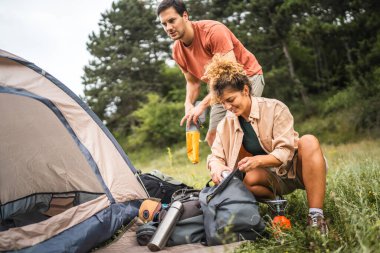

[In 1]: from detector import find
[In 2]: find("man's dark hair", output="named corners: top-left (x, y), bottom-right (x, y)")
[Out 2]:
top-left (157, 0), bottom-right (187, 16)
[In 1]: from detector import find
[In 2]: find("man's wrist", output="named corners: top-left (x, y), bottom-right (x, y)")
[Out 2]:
top-left (198, 100), bottom-right (209, 110)
top-left (184, 100), bottom-right (195, 107)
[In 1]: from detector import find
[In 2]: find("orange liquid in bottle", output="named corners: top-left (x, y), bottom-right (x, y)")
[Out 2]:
top-left (186, 131), bottom-right (200, 164)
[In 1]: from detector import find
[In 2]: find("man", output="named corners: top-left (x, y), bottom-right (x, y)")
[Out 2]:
top-left (157, 0), bottom-right (265, 146)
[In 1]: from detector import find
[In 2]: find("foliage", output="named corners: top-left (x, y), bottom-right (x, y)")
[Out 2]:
top-left (83, 0), bottom-right (380, 150)
top-left (125, 93), bottom-right (184, 150)
top-left (83, 0), bottom-right (171, 133)
top-left (211, 0), bottom-right (380, 125)
top-left (158, 65), bottom-right (186, 102)
top-left (130, 140), bottom-right (380, 253)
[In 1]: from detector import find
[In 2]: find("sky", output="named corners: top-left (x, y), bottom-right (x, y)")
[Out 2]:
top-left (0, 0), bottom-right (115, 96)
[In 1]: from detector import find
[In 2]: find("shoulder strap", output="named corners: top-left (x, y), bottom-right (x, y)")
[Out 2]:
top-left (203, 169), bottom-right (241, 203)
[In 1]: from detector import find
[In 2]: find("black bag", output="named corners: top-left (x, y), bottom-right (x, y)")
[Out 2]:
top-left (136, 189), bottom-right (205, 247)
top-left (199, 170), bottom-right (266, 245)
top-left (136, 221), bottom-right (158, 246)
top-left (138, 170), bottom-right (193, 204)
top-left (162, 189), bottom-right (205, 246)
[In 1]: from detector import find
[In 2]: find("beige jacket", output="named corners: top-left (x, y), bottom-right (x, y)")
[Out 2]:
top-left (207, 97), bottom-right (299, 177)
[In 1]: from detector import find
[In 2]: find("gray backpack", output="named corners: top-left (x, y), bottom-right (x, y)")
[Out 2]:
top-left (160, 189), bottom-right (206, 246)
top-left (199, 170), bottom-right (266, 245)
top-left (136, 189), bottom-right (205, 247)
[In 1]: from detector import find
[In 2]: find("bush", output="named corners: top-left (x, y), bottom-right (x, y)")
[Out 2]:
top-left (296, 109), bottom-right (359, 144)
top-left (234, 141), bottom-right (380, 253)
top-left (126, 93), bottom-right (184, 150)
top-left (294, 85), bottom-right (380, 144)
top-left (322, 86), bottom-right (357, 115)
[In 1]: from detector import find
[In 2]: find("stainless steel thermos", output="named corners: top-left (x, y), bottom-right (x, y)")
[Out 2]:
top-left (147, 201), bottom-right (184, 251)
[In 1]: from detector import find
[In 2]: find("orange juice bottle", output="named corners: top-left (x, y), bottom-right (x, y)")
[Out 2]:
top-left (186, 128), bottom-right (200, 164)
top-left (185, 102), bottom-right (206, 164)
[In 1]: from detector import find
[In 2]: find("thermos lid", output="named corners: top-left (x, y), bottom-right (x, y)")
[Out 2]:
top-left (170, 200), bottom-right (184, 211)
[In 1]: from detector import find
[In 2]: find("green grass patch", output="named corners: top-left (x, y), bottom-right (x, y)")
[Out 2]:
top-left (129, 140), bottom-right (211, 189)
top-left (129, 140), bottom-right (380, 252)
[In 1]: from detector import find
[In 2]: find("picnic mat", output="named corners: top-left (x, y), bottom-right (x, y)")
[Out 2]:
top-left (95, 218), bottom-right (242, 253)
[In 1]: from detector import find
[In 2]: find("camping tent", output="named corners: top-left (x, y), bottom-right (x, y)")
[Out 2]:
top-left (0, 49), bottom-right (148, 252)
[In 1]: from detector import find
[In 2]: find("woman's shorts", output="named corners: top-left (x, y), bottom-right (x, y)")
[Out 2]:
top-left (266, 152), bottom-right (328, 195)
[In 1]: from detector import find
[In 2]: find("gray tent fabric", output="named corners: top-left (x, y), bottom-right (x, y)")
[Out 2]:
top-left (0, 49), bottom-right (148, 251)
top-left (0, 91), bottom-right (105, 205)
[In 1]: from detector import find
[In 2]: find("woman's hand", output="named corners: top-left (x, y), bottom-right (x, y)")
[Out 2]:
top-left (210, 165), bottom-right (231, 185)
top-left (238, 154), bottom-right (282, 172)
top-left (237, 156), bottom-right (263, 172)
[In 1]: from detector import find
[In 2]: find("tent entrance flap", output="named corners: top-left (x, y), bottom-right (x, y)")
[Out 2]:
top-left (0, 192), bottom-right (104, 232)
top-left (0, 92), bottom-right (107, 228)
top-left (0, 93), bottom-right (105, 205)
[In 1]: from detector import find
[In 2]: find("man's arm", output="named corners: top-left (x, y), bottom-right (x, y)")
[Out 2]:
top-left (183, 71), bottom-right (201, 112)
top-left (221, 50), bottom-right (236, 62)
top-left (180, 71), bottom-right (201, 128)
top-left (192, 51), bottom-right (237, 123)
top-left (181, 51), bottom-right (237, 128)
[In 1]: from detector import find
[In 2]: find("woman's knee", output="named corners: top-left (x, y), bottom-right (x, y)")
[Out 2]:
top-left (247, 185), bottom-right (275, 199)
top-left (243, 168), bottom-right (270, 186)
top-left (298, 134), bottom-right (321, 154)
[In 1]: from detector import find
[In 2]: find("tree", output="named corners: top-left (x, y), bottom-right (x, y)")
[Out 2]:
top-left (83, 0), bottom-right (171, 133)
top-left (83, 0), bottom-right (380, 149)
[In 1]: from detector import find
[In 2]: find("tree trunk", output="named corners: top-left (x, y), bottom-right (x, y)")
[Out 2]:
top-left (343, 41), bottom-right (362, 86)
top-left (282, 40), bottom-right (309, 105)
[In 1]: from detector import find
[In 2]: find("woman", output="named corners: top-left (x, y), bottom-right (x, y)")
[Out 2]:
top-left (204, 56), bottom-right (328, 235)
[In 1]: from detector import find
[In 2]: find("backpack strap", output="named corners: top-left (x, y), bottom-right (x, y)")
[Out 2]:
top-left (204, 169), bottom-right (241, 203)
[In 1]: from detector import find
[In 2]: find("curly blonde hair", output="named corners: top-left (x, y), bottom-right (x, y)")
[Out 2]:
top-left (204, 54), bottom-right (251, 102)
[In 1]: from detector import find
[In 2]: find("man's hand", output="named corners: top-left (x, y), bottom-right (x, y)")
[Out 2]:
top-left (180, 103), bottom-right (206, 129)
top-left (210, 164), bottom-right (231, 185)
top-left (180, 103), bottom-right (194, 128)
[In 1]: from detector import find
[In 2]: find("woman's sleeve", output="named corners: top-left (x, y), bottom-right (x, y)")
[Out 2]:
top-left (207, 128), bottom-right (227, 170)
top-left (269, 104), bottom-right (296, 166)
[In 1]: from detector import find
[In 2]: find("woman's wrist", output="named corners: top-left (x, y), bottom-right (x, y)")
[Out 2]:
top-left (208, 161), bottom-right (220, 171)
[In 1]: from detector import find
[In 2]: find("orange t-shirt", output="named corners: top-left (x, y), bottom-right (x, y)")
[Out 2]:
top-left (172, 20), bottom-right (263, 82)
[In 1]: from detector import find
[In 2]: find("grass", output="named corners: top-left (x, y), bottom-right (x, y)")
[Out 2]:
top-left (129, 140), bottom-right (211, 189)
top-left (129, 139), bottom-right (380, 252)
